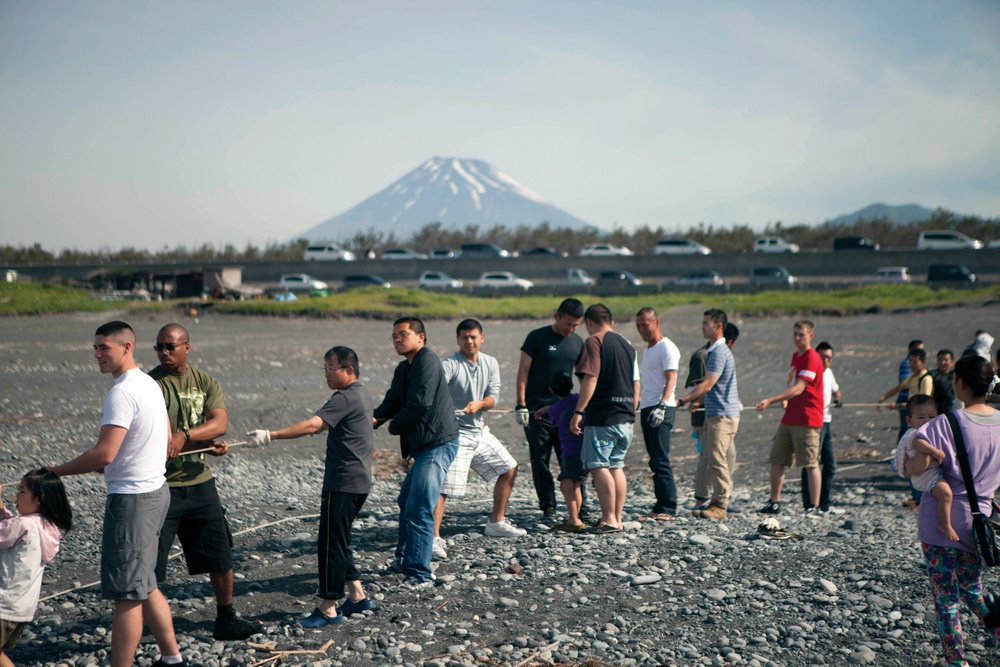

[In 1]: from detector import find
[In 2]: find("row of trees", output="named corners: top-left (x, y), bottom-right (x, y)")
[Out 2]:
top-left (2, 209), bottom-right (997, 265)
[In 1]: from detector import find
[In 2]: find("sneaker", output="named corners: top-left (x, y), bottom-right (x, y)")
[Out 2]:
top-left (384, 558), bottom-right (404, 574)
top-left (213, 613), bottom-right (259, 640)
top-left (694, 505), bottom-right (727, 521)
top-left (757, 518), bottom-right (792, 540)
top-left (984, 592), bottom-right (1000, 628)
top-left (542, 506), bottom-right (557, 517)
top-left (804, 507), bottom-right (821, 520)
top-left (759, 500), bottom-right (781, 515)
top-left (338, 597), bottom-right (376, 618)
top-left (432, 536), bottom-right (448, 560)
top-left (726, 504), bottom-right (744, 514)
top-left (397, 576), bottom-right (434, 591)
top-left (819, 506), bottom-right (845, 515)
top-left (485, 519), bottom-right (527, 537)
top-left (299, 607), bottom-right (343, 628)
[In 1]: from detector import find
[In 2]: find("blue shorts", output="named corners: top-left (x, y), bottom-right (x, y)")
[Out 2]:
top-left (581, 423), bottom-right (632, 470)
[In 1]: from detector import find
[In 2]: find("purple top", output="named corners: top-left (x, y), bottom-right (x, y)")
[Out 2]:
top-left (549, 393), bottom-right (583, 458)
top-left (915, 409), bottom-right (1000, 553)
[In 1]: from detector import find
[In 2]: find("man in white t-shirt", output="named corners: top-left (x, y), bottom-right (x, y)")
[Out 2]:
top-left (634, 307), bottom-right (681, 519)
top-left (50, 321), bottom-right (184, 667)
top-left (801, 341), bottom-right (843, 514)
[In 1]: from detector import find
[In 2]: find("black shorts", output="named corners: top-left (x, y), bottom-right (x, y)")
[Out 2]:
top-left (156, 477), bottom-right (233, 581)
top-left (557, 453), bottom-right (587, 482)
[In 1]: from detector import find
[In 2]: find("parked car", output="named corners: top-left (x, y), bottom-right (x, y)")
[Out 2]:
top-left (753, 236), bottom-right (800, 253)
top-left (580, 243), bottom-right (634, 257)
top-left (303, 243), bottom-right (355, 261)
top-left (988, 239), bottom-right (1000, 249)
top-left (430, 248), bottom-right (459, 259)
top-left (521, 246), bottom-right (567, 257)
top-left (382, 247), bottom-right (428, 260)
top-left (862, 267), bottom-right (911, 284)
top-left (342, 274), bottom-right (391, 289)
top-left (663, 271), bottom-right (724, 287)
top-left (917, 230), bottom-right (984, 250)
top-left (833, 236), bottom-right (880, 251)
top-left (552, 268), bottom-right (595, 286)
top-left (478, 272), bottom-right (533, 290)
top-left (418, 271), bottom-right (463, 289)
top-left (461, 243), bottom-right (510, 258)
top-left (749, 266), bottom-right (797, 287)
top-left (596, 271), bottom-right (642, 286)
top-left (653, 238), bottom-right (712, 255)
top-left (279, 273), bottom-right (328, 291)
top-left (927, 264), bottom-right (977, 285)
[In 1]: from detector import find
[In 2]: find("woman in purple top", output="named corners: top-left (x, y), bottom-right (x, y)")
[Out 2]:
top-left (912, 355), bottom-right (1000, 666)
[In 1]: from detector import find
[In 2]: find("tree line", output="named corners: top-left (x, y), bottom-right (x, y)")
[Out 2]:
top-left (2, 209), bottom-right (997, 265)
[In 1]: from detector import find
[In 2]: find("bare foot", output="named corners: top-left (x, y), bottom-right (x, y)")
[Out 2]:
top-left (941, 522), bottom-right (960, 542)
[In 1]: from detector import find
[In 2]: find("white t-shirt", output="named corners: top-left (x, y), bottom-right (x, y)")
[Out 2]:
top-left (101, 368), bottom-right (169, 495)
top-left (640, 336), bottom-right (681, 409)
top-left (822, 367), bottom-right (840, 424)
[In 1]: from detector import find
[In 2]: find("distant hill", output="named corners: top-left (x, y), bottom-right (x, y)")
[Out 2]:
top-left (296, 157), bottom-right (595, 241)
top-left (827, 203), bottom-right (937, 226)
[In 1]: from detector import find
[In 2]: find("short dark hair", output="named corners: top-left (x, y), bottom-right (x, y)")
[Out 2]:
top-left (557, 298), bottom-right (584, 319)
top-left (704, 309), bottom-right (727, 328)
top-left (22, 468), bottom-right (73, 534)
top-left (816, 341), bottom-right (833, 353)
top-left (550, 371), bottom-right (574, 398)
top-left (635, 306), bottom-right (657, 319)
top-left (584, 304), bottom-right (613, 325)
top-left (158, 323), bottom-right (189, 341)
top-left (954, 354), bottom-right (996, 397)
top-left (937, 349), bottom-right (954, 360)
top-left (325, 346), bottom-right (359, 376)
top-left (456, 319), bottom-right (483, 336)
top-left (393, 316), bottom-right (425, 338)
top-left (906, 394), bottom-right (936, 417)
top-left (95, 321), bottom-right (135, 345)
top-left (909, 348), bottom-right (927, 363)
top-left (724, 323), bottom-right (739, 344)
top-left (908, 339), bottom-right (924, 352)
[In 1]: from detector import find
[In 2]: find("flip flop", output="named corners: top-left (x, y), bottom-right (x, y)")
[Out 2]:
top-left (585, 523), bottom-right (622, 535)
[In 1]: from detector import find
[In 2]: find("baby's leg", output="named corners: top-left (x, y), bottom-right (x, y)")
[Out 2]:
top-left (931, 480), bottom-right (959, 542)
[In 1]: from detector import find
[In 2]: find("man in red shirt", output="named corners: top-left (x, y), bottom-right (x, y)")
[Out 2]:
top-left (756, 320), bottom-right (825, 515)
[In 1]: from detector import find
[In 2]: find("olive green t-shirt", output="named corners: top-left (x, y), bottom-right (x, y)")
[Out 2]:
top-left (148, 365), bottom-right (226, 487)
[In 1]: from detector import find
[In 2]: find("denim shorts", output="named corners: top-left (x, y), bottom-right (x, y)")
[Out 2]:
top-left (581, 423), bottom-right (633, 470)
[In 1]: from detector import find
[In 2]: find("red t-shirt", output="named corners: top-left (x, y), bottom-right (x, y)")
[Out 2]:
top-left (781, 347), bottom-right (824, 428)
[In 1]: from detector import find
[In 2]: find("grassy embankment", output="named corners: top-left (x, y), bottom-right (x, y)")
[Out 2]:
top-left (2, 281), bottom-right (997, 319)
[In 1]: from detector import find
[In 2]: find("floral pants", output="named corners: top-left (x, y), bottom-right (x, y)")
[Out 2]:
top-left (922, 542), bottom-right (1000, 666)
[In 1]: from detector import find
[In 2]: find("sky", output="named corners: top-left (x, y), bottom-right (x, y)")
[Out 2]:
top-left (1, 1), bottom-right (998, 251)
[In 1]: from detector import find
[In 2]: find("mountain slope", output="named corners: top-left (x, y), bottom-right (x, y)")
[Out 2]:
top-left (297, 157), bottom-right (594, 241)
top-left (827, 202), bottom-right (936, 226)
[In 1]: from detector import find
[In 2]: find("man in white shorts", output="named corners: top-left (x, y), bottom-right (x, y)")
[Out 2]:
top-left (433, 319), bottom-right (526, 559)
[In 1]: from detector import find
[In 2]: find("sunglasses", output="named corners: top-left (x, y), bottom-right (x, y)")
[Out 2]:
top-left (153, 342), bottom-right (188, 352)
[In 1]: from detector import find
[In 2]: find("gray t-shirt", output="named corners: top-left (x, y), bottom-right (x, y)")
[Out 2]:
top-left (314, 382), bottom-right (374, 494)
top-left (704, 339), bottom-right (740, 418)
top-left (442, 350), bottom-right (500, 437)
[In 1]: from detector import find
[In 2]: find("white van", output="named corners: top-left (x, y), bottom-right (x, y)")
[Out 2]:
top-left (303, 243), bottom-right (356, 261)
top-left (654, 238), bottom-right (712, 255)
top-left (753, 236), bottom-right (800, 253)
top-left (917, 231), bottom-right (983, 251)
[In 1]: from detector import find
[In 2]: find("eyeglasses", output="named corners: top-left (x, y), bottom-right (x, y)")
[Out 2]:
top-left (390, 331), bottom-right (416, 341)
top-left (153, 342), bottom-right (188, 352)
top-left (323, 365), bottom-right (350, 373)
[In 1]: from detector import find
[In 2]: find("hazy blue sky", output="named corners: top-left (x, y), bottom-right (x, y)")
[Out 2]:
top-left (2, 1), bottom-right (998, 251)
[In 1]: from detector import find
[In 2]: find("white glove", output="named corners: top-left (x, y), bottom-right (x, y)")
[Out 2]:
top-left (246, 429), bottom-right (271, 447)
top-left (514, 406), bottom-right (530, 427)
top-left (647, 403), bottom-right (667, 429)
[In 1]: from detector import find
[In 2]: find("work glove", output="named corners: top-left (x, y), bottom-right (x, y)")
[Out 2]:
top-left (646, 403), bottom-right (668, 429)
top-left (246, 429), bottom-right (270, 447)
top-left (514, 405), bottom-right (530, 427)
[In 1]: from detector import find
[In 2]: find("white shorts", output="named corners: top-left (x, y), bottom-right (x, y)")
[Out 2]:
top-left (441, 425), bottom-right (517, 497)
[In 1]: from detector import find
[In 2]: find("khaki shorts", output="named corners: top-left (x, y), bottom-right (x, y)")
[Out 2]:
top-left (768, 422), bottom-right (820, 468)
top-left (0, 618), bottom-right (26, 653)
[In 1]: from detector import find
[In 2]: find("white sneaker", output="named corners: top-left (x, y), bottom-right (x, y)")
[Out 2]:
top-left (484, 519), bottom-right (527, 537)
top-left (432, 536), bottom-right (448, 560)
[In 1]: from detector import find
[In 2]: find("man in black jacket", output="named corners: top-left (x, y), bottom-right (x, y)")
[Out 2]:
top-left (373, 317), bottom-right (459, 590)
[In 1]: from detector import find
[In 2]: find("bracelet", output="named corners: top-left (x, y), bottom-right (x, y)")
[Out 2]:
top-left (676, 399), bottom-right (686, 408)
top-left (574, 410), bottom-right (586, 416)
top-left (181, 427), bottom-right (190, 442)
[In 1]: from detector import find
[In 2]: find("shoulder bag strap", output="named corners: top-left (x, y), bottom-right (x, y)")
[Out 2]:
top-left (946, 411), bottom-right (983, 517)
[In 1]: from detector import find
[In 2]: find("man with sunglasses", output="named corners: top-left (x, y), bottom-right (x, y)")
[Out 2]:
top-left (148, 323), bottom-right (258, 641)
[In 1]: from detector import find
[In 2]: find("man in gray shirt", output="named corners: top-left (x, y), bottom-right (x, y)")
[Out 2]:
top-left (432, 319), bottom-right (525, 559)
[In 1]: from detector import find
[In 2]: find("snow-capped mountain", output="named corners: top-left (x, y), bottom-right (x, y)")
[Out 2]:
top-left (297, 157), bottom-right (594, 240)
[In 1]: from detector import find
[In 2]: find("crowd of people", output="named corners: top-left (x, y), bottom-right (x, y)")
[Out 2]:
top-left (0, 307), bottom-right (998, 667)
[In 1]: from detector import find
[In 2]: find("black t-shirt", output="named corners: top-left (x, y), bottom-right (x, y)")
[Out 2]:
top-left (576, 330), bottom-right (637, 426)
top-left (521, 325), bottom-right (584, 409)
top-left (315, 382), bottom-right (374, 494)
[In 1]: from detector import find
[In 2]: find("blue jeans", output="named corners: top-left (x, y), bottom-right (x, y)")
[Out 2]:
top-left (395, 439), bottom-right (458, 581)
top-left (640, 406), bottom-right (677, 514)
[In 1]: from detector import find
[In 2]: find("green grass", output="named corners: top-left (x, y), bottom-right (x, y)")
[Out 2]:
top-left (2, 282), bottom-right (996, 319)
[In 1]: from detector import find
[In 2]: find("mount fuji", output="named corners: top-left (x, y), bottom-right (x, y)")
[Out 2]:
top-left (297, 157), bottom-right (595, 241)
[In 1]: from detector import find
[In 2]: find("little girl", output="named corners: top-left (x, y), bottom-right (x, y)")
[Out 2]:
top-left (0, 469), bottom-right (73, 667)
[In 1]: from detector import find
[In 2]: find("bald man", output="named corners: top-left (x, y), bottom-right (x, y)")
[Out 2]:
top-left (148, 323), bottom-right (257, 641)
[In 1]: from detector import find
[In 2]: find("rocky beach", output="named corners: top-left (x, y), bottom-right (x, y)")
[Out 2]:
top-left (1, 305), bottom-right (999, 667)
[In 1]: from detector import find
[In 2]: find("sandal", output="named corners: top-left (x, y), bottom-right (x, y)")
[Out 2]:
top-left (585, 523), bottom-right (622, 535)
top-left (554, 522), bottom-right (586, 533)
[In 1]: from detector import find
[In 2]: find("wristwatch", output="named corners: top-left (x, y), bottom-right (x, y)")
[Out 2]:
top-left (574, 410), bottom-right (586, 416)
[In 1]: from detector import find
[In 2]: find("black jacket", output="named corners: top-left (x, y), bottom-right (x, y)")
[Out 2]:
top-left (373, 346), bottom-right (458, 458)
